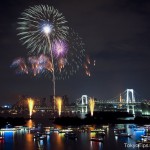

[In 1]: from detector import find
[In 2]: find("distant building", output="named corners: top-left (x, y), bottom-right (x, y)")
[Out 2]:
top-left (141, 102), bottom-right (150, 115)
top-left (13, 95), bottom-right (40, 110)
top-left (40, 98), bottom-right (47, 107)
top-left (50, 95), bottom-right (54, 106)
top-left (50, 95), bottom-right (69, 107)
top-left (62, 95), bottom-right (69, 106)
top-left (1, 105), bottom-right (12, 109)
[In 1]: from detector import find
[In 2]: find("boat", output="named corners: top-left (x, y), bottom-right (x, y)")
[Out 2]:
top-left (44, 127), bottom-right (51, 132)
top-left (39, 135), bottom-right (47, 140)
top-left (143, 125), bottom-right (150, 130)
top-left (33, 132), bottom-right (41, 138)
top-left (134, 128), bottom-right (145, 131)
top-left (29, 127), bottom-right (40, 133)
top-left (128, 125), bottom-right (136, 128)
top-left (144, 125), bottom-right (150, 128)
top-left (141, 135), bottom-right (150, 138)
top-left (114, 128), bottom-right (125, 131)
top-left (44, 131), bottom-right (51, 135)
top-left (102, 125), bottom-right (109, 129)
top-left (136, 140), bottom-right (150, 144)
top-left (21, 126), bottom-right (29, 131)
top-left (91, 129), bottom-right (105, 133)
top-left (90, 137), bottom-right (103, 142)
top-left (59, 129), bottom-right (73, 133)
top-left (96, 132), bottom-right (105, 136)
top-left (33, 133), bottom-right (47, 140)
top-left (0, 128), bottom-right (16, 132)
top-left (64, 132), bottom-right (77, 140)
top-left (50, 128), bottom-right (59, 132)
top-left (14, 126), bottom-right (23, 130)
top-left (77, 127), bottom-right (88, 133)
top-left (115, 133), bottom-right (132, 138)
top-left (141, 136), bottom-right (150, 142)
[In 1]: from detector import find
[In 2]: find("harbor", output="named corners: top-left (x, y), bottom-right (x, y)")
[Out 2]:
top-left (1, 119), bottom-right (150, 150)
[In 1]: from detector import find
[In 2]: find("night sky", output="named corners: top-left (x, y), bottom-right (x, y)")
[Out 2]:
top-left (1, 0), bottom-right (150, 105)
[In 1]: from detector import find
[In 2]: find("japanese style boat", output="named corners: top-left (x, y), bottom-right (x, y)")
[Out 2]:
top-left (0, 128), bottom-right (16, 131)
top-left (115, 133), bottom-right (132, 138)
top-left (59, 129), bottom-right (73, 133)
top-left (91, 129), bottom-right (105, 132)
top-left (90, 137), bottom-right (103, 142)
top-left (64, 132), bottom-right (77, 140)
top-left (134, 128), bottom-right (145, 131)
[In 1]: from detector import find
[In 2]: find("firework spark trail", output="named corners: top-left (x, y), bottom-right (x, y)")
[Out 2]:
top-left (11, 57), bottom-right (28, 74)
top-left (27, 98), bottom-right (34, 118)
top-left (38, 54), bottom-right (53, 72)
top-left (28, 56), bottom-right (39, 76)
top-left (83, 55), bottom-right (96, 77)
top-left (94, 60), bottom-right (96, 66)
top-left (89, 98), bottom-right (95, 116)
top-left (28, 55), bottom-right (53, 76)
top-left (58, 58), bottom-right (65, 72)
top-left (56, 97), bottom-right (62, 116)
top-left (46, 34), bottom-right (56, 110)
top-left (83, 55), bottom-right (91, 77)
top-left (52, 40), bottom-right (68, 58)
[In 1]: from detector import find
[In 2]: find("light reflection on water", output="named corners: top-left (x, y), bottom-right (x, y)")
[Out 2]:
top-left (90, 141), bottom-right (103, 150)
top-left (2, 131), bottom-right (14, 150)
top-left (0, 120), bottom-right (150, 150)
top-left (26, 119), bottom-right (35, 128)
top-left (25, 133), bottom-right (35, 150)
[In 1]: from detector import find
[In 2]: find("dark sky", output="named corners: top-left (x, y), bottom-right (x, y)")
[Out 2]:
top-left (0, 0), bottom-right (150, 105)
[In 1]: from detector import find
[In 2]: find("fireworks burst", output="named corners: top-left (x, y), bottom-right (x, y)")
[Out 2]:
top-left (16, 5), bottom-right (87, 80)
top-left (11, 30), bottom-right (90, 79)
top-left (83, 55), bottom-right (96, 77)
top-left (12, 5), bottom-right (94, 115)
top-left (44, 29), bottom-right (86, 80)
top-left (11, 57), bottom-right (28, 74)
top-left (28, 55), bottom-right (53, 76)
top-left (17, 5), bottom-right (69, 54)
top-left (52, 40), bottom-right (68, 58)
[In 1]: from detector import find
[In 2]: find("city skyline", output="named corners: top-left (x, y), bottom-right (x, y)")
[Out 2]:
top-left (0, 0), bottom-right (150, 105)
